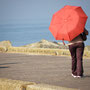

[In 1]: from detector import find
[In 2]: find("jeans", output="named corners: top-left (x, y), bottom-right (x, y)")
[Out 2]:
top-left (69, 42), bottom-right (85, 76)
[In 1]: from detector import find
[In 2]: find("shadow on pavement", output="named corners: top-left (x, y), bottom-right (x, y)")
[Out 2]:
top-left (0, 62), bottom-right (19, 69)
top-left (0, 66), bottom-right (10, 69)
top-left (84, 75), bottom-right (90, 78)
top-left (0, 62), bottom-right (19, 65)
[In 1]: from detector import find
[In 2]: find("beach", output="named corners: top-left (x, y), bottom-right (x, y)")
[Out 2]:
top-left (0, 53), bottom-right (90, 90)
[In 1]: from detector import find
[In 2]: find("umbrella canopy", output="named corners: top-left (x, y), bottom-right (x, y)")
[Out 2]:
top-left (49, 5), bottom-right (88, 41)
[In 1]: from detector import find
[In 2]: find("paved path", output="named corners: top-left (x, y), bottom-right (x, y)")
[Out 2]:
top-left (0, 53), bottom-right (90, 90)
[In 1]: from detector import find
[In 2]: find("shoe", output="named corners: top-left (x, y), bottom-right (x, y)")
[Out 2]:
top-left (71, 74), bottom-right (77, 78)
top-left (77, 75), bottom-right (84, 78)
top-left (77, 74), bottom-right (84, 78)
top-left (77, 76), bottom-right (82, 78)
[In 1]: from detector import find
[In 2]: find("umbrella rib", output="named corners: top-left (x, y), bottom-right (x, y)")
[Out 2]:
top-left (65, 24), bottom-right (71, 41)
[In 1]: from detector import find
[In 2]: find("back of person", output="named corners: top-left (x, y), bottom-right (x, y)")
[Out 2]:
top-left (68, 35), bottom-right (83, 45)
top-left (68, 28), bottom-right (89, 78)
top-left (68, 28), bottom-right (89, 45)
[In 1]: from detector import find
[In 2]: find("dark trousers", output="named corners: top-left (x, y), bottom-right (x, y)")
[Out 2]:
top-left (69, 42), bottom-right (85, 76)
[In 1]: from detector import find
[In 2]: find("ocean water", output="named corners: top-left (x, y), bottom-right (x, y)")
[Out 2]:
top-left (0, 24), bottom-right (55, 46)
top-left (0, 24), bottom-right (90, 46)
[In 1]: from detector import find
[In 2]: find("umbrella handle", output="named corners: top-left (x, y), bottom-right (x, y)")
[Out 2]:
top-left (62, 39), bottom-right (65, 45)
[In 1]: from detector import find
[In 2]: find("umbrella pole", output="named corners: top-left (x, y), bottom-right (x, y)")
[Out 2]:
top-left (62, 39), bottom-right (65, 45)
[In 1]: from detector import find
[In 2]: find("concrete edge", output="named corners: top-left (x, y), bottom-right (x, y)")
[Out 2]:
top-left (0, 78), bottom-right (79, 90)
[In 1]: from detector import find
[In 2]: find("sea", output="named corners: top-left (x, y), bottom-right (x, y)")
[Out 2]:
top-left (0, 24), bottom-right (90, 47)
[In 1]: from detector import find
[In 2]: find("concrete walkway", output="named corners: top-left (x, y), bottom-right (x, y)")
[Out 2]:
top-left (0, 53), bottom-right (90, 90)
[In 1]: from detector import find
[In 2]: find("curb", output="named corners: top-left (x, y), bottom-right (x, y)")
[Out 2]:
top-left (0, 78), bottom-right (79, 90)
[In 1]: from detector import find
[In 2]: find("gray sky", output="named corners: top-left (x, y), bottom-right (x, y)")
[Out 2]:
top-left (0, 0), bottom-right (90, 27)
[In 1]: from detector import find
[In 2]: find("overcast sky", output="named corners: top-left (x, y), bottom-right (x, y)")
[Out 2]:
top-left (0, 0), bottom-right (90, 27)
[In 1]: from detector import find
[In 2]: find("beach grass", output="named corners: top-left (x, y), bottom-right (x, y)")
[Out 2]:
top-left (0, 40), bottom-right (90, 58)
top-left (0, 78), bottom-right (35, 90)
top-left (7, 47), bottom-right (70, 56)
top-left (3, 47), bottom-right (89, 58)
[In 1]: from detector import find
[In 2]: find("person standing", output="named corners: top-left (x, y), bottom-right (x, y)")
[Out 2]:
top-left (68, 28), bottom-right (89, 78)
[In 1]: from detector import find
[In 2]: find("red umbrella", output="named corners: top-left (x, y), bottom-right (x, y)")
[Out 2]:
top-left (49, 5), bottom-right (88, 41)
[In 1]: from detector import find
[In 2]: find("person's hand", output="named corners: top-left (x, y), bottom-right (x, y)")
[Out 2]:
top-left (84, 28), bottom-right (89, 35)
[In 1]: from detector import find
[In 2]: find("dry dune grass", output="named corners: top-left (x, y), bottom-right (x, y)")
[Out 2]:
top-left (0, 40), bottom-right (90, 58)
top-left (0, 78), bottom-right (78, 90)
top-left (0, 78), bottom-right (35, 90)
top-left (7, 47), bottom-right (70, 56)
top-left (6, 47), bottom-right (90, 58)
